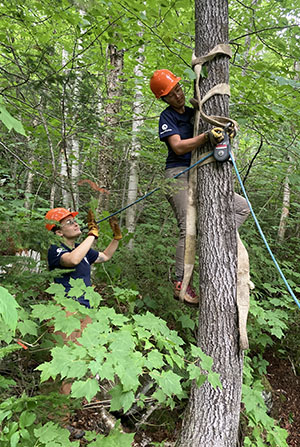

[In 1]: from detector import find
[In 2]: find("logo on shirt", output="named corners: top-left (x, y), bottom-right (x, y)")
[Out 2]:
top-left (160, 123), bottom-right (172, 135)
top-left (56, 248), bottom-right (64, 255)
top-left (83, 256), bottom-right (89, 264)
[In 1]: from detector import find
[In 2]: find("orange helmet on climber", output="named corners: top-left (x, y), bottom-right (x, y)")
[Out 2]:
top-left (45, 207), bottom-right (79, 231)
top-left (150, 69), bottom-right (181, 99)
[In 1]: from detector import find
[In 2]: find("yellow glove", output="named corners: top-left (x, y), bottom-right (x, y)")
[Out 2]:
top-left (87, 209), bottom-right (99, 239)
top-left (207, 127), bottom-right (225, 145)
top-left (109, 216), bottom-right (122, 240)
top-left (228, 124), bottom-right (237, 140)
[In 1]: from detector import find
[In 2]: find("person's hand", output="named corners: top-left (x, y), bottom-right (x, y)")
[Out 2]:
top-left (227, 124), bottom-right (237, 140)
top-left (207, 127), bottom-right (225, 145)
top-left (87, 209), bottom-right (99, 239)
top-left (109, 216), bottom-right (122, 240)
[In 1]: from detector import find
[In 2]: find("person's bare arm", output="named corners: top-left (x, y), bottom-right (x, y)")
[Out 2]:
top-left (95, 239), bottom-right (119, 263)
top-left (167, 132), bottom-right (208, 155)
top-left (60, 236), bottom-right (96, 267)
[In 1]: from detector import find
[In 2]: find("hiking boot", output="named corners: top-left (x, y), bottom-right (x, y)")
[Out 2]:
top-left (174, 281), bottom-right (199, 305)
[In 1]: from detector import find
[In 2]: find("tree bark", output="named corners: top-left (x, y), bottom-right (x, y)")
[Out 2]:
top-left (97, 44), bottom-right (124, 211)
top-left (177, 1), bottom-right (243, 446)
top-left (277, 157), bottom-right (292, 243)
top-left (126, 25), bottom-right (145, 249)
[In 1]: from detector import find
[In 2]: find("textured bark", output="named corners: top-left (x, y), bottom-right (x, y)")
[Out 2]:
top-left (126, 28), bottom-right (145, 249)
top-left (97, 44), bottom-right (124, 210)
top-left (278, 158), bottom-right (292, 243)
top-left (177, 1), bottom-right (243, 446)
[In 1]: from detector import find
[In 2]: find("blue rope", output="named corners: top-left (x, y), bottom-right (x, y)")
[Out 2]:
top-left (230, 151), bottom-right (300, 311)
top-left (92, 151), bottom-right (214, 225)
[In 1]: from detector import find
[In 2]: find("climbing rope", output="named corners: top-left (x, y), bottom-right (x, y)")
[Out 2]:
top-left (230, 151), bottom-right (300, 311)
top-left (82, 151), bottom-right (214, 228)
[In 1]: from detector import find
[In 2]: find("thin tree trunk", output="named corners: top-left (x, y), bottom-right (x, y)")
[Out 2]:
top-left (177, 0), bottom-right (242, 445)
top-left (60, 48), bottom-right (73, 208)
top-left (126, 28), bottom-right (144, 248)
top-left (97, 44), bottom-right (124, 211)
top-left (24, 154), bottom-right (34, 209)
top-left (278, 157), bottom-right (292, 242)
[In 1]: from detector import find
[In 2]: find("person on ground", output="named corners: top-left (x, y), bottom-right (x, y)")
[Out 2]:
top-left (150, 69), bottom-right (250, 305)
top-left (45, 207), bottom-right (122, 393)
top-left (45, 207), bottom-right (122, 309)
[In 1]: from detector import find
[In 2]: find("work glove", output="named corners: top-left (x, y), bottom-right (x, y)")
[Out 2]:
top-left (87, 209), bottom-right (99, 239)
top-left (207, 127), bottom-right (225, 145)
top-left (109, 216), bottom-right (122, 240)
top-left (227, 124), bottom-right (237, 140)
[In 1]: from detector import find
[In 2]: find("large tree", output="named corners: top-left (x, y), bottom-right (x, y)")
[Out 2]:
top-left (177, 1), bottom-right (243, 445)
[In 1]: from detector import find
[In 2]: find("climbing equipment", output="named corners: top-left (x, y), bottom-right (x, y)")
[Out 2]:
top-left (45, 208), bottom-right (79, 231)
top-left (179, 45), bottom-right (236, 303)
top-left (150, 69), bottom-right (181, 99)
top-left (213, 123), bottom-right (232, 162)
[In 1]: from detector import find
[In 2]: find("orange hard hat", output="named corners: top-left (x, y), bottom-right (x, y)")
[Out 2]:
top-left (45, 207), bottom-right (79, 231)
top-left (150, 69), bottom-right (181, 99)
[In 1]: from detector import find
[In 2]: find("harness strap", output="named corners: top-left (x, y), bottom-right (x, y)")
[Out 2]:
top-left (192, 44), bottom-right (238, 129)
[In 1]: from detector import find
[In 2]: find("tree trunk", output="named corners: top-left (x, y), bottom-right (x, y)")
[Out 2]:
top-left (277, 157), bottom-right (292, 243)
top-left (97, 44), bottom-right (124, 211)
top-left (126, 27), bottom-right (145, 248)
top-left (177, 1), bottom-right (243, 446)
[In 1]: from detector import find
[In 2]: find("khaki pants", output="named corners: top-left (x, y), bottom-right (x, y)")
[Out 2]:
top-left (165, 166), bottom-right (250, 281)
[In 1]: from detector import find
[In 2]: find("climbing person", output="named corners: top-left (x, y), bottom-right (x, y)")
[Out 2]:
top-left (150, 69), bottom-right (250, 305)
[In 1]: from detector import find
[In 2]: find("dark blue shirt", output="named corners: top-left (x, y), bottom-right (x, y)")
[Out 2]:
top-left (159, 106), bottom-right (194, 169)
top-left (48, 242), bottom-right (99, 308)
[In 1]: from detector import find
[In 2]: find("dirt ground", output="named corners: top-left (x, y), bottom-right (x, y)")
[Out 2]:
top-left (265, 350), bottom-right (300, 447)
top-left (68, 352), bottom-right (300, 446)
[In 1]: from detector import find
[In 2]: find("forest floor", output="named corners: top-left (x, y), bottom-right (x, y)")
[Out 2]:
top-left (67, 349), bottom-right (300, 447)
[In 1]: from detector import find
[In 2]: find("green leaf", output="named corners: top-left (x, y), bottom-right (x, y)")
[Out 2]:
top-left (146, 350), bottom-right (165, 369)
top-left (0, 286), bottom-right (19, 332)
top-left (10, 431), bottom-right (20, 447)
top-left (18, 319), bottom-right (38, 337)
top-left (207, 371), bottom-right (222, 390)
top-left (71, 378), bottom-right (99, 403)
top-left (178, 314), bottom-right (195, 330)
top-left (34, 422), bottom-right (80, 446)
top-left (0, 99), bottom-right (26, 135)
top-left (89, 421), bottom-right (134, 446)
top-left (154, 370), bottom-right (182, 397)
top-left (114, 354), bottom-right (142, 392)
top-left (19, 411), bottom-right (36, 428)
top-left (109, 384), bottom-right (135, 413)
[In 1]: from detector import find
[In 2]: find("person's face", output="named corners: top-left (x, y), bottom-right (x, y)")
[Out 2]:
top-left (163, 83), bottom-right (185, 109)
top-left (56, 215), bottom-right (81, 238)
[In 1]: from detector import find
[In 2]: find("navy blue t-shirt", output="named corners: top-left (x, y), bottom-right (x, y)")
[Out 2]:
top-left (48, 242), bottom-right (99, 308)
top-left (159, 106), bottom-right (194, 169)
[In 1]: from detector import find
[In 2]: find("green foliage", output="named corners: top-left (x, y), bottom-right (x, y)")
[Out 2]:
top-left (242, 357), bottom-right (289, 447)
top-left (85, 421), bottom-right (134, 446)
top-left (0, 393), bottom-right (78, 447)
top-left (0, 0), bottom-right (299, 444)
top-left (33, 280), bottom-right (219, 412)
